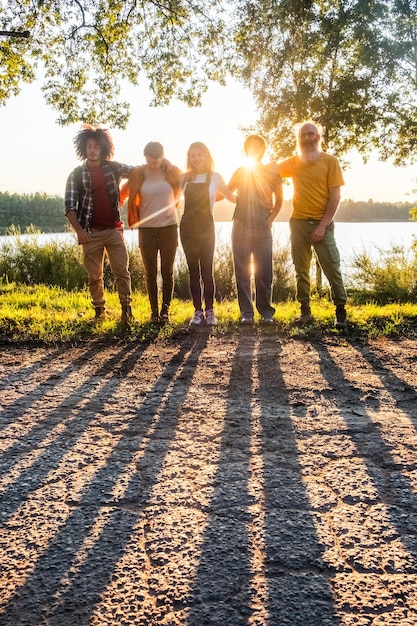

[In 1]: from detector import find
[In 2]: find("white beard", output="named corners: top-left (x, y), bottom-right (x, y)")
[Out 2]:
top-left (299, 145), bottom-right (321, 163)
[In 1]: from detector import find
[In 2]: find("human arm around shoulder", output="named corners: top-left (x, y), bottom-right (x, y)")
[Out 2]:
top-left (119, 180), bottom-right (130, 206)
top-left (165, 165), bottom-right (182, 202)
top-left (113, 161), bottom-right (135, 181)
top-left (124, 166), bottom-right (145, 229)
top-left (310, 186), bottom-right (341, 243)
top-left (276, 157), bottom-right (296, 179)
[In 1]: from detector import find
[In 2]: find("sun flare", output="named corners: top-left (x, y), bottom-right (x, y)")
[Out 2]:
top-left (244, 156), bottom-right (256, 169)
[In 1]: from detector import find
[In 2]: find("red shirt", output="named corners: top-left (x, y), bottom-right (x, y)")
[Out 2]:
top-left (89, 166), bottom-right (117, 229)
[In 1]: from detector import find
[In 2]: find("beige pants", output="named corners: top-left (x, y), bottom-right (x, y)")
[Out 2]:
top-left (82, 228), bottom-right (132, 307)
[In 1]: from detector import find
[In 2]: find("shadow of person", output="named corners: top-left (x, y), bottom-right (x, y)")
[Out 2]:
top-left (0, 335), bottom-right (210, 626)
top-left (186, 334), bottom-right (340, 625)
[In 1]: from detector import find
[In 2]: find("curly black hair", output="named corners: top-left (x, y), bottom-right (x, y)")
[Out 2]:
top-left (73, 124), bottom-right (115, 161)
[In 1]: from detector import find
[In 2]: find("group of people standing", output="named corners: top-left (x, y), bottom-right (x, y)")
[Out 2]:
top-left (64, 122), bottom-right (347, 330)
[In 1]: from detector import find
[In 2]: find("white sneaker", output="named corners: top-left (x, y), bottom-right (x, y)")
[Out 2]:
top-left (205, 309), bottom-right (217, 325)
top-left (190, 310), bottom-right (205, 326)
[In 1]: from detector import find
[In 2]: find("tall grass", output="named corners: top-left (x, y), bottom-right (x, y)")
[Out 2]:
top-left (0, 230), bottom-right (297, 301)
top-left (348, 238), bottom-right (417, 304)
top-left (0, 227), bottom-right (86, 289)
top-left (0, 229), bottom-right (153, 293)
top-left (2, 230), bottom-right (417, 342)
top-left (2, 229), bottom-right (417, 306)
top-left (272, 241), bottom-right (295, 301)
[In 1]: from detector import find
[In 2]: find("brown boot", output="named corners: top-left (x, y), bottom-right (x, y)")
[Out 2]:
top-left (335, 305), bottom-right (348, 330)
top-left (295, 306), bottom-right (313, 327)
top-left (94, 306), bottom-right (106, 320)
top-left (159, 305), bottom-right (170, 324)
top-left (121, 304), bottom-right (134, 324)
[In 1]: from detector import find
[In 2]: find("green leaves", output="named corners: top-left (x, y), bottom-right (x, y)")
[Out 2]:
top-left (2, 0), bottom-right (416, 165)
top-left (231, 0), bottom-right (417, 165)
top-left (0, 0), bottom-right (229, 127)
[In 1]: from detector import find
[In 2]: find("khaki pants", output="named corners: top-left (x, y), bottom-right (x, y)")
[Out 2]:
top-left (290, 217), bottom-right (347, 307)
top-left (83, 228), bottom-right (132, 307)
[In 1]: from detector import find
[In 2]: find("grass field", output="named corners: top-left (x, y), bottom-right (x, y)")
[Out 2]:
top-left (1, 282), bottom-right (417, 343)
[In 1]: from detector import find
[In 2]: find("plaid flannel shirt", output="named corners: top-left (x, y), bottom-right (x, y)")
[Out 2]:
top-left (64, 161), bottom-right (134, 231)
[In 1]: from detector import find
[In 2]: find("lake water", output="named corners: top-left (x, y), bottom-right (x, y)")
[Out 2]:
top-left (1, 221), bottom-right (416, 278)
top-left (127, 221), bottom-right (417, 275)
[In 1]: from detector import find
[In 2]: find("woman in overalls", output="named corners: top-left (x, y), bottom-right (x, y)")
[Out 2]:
top-left (180, 142), bottom-right (236, 326)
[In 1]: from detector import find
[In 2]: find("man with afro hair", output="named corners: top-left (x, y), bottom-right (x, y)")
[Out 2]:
top-left (65, 125), bottom-right (135, 323)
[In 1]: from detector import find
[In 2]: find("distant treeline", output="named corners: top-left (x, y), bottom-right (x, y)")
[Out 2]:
top-left (0, 192), bottom-right (66, 234)
top-left (335, 199), bottom-right (415, 223)
top-left (214, 198), bottom-right (416, 223)
top-left (0, 191), bottom-right (415, 235)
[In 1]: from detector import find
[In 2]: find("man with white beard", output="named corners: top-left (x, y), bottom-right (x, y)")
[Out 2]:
top-left (278, 121), bottom-right (348, 329)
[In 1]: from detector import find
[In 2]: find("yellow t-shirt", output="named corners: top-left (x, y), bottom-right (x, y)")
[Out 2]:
top-left (278, 153), bottom-right (344, 219)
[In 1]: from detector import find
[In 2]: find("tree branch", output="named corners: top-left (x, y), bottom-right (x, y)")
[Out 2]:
top-left (70, 0), bottom-right (109, 61)
top-left (0, 30), bottom-right (30, 38)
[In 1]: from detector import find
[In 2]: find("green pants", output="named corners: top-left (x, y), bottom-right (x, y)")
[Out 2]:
top-left (289, 217), bottom-right (347, 308)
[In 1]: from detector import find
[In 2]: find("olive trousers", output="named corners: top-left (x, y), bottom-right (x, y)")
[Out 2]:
top-left (289, 217), bottom-right (347, 308)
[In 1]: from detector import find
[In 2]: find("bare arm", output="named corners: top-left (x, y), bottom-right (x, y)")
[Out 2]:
top-left (266, 164), bottom-right (283, 227)
top-left (311, 186), bottom-right (341, 243)
top-left (216, 180), bottom-right (237, 204)
top-left (227, 169), bottom-right (239, 194)
top-left (216, 174), bottom-right (237, 204)
top-left (266, 186), bottom-right (283, 227)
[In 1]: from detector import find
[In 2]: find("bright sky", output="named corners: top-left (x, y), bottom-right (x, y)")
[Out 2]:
top-left (1, 78), bottom-right (416, 202)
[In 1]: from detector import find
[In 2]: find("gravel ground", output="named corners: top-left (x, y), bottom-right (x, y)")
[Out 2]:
top-left (1, 332), bottom-right (417, 625)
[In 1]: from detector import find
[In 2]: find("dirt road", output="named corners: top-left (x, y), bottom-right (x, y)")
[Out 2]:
top-left (1, 331), bottom-right (417, 625)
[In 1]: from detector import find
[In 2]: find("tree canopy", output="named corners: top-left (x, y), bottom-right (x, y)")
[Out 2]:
top-left (0, 0), bottom-right (230, 128)
top-left (232, 0), bottom-right (417, 164)
top-left (1, 0), bottom-right (416, 164)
